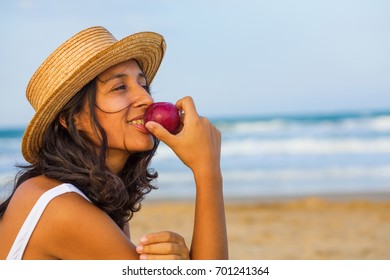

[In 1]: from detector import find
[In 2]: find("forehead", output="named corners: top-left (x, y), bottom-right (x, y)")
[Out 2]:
top-left (97, 59), bottom-right (143, 81)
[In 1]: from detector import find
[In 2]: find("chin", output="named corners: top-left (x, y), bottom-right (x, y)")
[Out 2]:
top-left (127, 139), bottom-right (155, 153)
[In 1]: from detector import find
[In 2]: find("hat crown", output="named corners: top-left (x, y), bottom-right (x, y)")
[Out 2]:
top-left (27, 26), bottom-right (116, 111)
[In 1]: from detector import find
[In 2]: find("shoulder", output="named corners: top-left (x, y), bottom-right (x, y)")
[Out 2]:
top-left (14, 176), bottom-right (139, 259)
top-left (4, 176), bottom-right (64, 230)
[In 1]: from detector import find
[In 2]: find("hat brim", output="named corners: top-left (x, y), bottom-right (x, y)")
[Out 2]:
top-left (22, 31), bottom-right (166, 164)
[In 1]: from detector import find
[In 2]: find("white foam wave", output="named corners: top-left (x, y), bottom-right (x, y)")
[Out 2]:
top-left (152, 137), bottom-right (390, 160)
top-left (153, 166), bottom-right (390, 186)
top-left (222, 120), bottom-right (287, 134)
top-left (0, 173), bottom-right (15, 203)
top-left (221, 137), bottom-right (390, 156)
top-left (369, 116), bottom-right (390, 132)
top-left (0, 138), bottom-right (22, 148)
top-left (217, 115), bottom-right (390, 135)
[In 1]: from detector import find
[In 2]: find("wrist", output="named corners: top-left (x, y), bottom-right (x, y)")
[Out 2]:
top-left (193, 164), bottom-right (221, 178)
top-left (193, 166), bottom-right (223, 191)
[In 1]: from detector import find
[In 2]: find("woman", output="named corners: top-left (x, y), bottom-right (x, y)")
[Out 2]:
top-left (0, 26), bottom-right (228, 260)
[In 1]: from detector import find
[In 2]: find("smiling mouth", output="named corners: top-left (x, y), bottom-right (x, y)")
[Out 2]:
top-left (127, 119), bottom-right (144, 125)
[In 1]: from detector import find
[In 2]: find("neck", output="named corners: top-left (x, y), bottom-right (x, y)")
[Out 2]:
top-left (105, 151), bottom-right (130, 175)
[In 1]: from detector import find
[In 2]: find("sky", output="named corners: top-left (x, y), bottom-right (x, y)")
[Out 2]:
top-left (0, 0), bottom-right (390, 128)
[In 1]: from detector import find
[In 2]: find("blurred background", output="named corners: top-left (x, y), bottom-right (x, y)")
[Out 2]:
top-left (1, 0), bottom-right (390, 201)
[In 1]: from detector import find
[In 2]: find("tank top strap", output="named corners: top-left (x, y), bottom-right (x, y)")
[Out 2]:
top-left (6, 183), bottom-right (91, 260)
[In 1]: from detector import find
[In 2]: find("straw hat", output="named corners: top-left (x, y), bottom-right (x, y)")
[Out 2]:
top-left (22, 26), bottom-right (166, 163)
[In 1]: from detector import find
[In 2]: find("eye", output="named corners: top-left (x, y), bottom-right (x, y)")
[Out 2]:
top-left (113, 84), bottom-right (127, 91)
top-left (142, 85), bottom-right (150, 91)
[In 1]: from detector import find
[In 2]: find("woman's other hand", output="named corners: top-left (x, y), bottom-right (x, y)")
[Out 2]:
top-left (136, 231), bottom-right (190, 260)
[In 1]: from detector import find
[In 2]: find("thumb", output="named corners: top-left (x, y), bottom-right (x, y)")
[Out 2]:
top-left (145, 121), bottom-right (175, 144)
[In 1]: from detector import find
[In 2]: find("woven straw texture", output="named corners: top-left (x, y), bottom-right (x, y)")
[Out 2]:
top-left (22, 26), bottom-right (166, 163)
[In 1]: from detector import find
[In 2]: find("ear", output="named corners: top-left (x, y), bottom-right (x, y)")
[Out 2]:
top-left (59, 115), bottom-right (68, 129)
top-left (59, 114), bottom-right (79, 129)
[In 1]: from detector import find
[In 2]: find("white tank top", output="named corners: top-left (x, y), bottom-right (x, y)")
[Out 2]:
top-left (6, 183), bottom-right (91, 260)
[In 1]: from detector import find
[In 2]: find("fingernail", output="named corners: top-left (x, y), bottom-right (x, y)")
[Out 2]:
top-left (140, 254), bottom-right (148, 260)
top-left (140, 236), bottom-right (148, 243)
top-left (136, 245), bottom-right (143, 253)
top-left (145, 122), bottom-right (154, 130)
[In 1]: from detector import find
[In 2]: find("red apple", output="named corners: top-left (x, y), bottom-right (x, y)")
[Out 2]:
top-left (144, 102), bottom-right (181, 134)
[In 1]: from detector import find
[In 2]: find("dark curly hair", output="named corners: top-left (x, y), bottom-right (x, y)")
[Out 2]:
top-left (0, 78), bottom-right (159, 229)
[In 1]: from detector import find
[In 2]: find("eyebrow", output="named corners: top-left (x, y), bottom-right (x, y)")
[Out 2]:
top-left (98, 72), bottom-right (147, 84)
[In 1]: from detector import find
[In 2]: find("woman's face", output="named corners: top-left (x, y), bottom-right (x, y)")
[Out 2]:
top-left (75, 59), bottom-right (155, 171)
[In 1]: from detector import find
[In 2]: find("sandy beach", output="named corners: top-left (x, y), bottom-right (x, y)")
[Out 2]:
top-left (130, 193), bottom-right (390, 260)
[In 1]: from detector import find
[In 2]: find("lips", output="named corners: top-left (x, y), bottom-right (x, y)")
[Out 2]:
top-left (127, 115), bottom-right (149, 134)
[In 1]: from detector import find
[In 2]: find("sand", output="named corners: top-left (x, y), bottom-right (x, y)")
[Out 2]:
top-left (130, 193), bottom-right (390, 260)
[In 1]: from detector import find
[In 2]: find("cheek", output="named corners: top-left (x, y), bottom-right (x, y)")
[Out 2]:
top-left (98, 114), bottom-right (133, 144)
top-left (74, 110), bottom-right (94, 135)
top-left (93, 111), bottom-right (154, 150)
top-left (75, 110), bottom-right (113, 146)
top-left (99, 115), bottom-right (125, 140)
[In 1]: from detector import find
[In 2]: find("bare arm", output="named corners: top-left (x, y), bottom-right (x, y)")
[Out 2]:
top-left (44, 193), bottom-right (139, 260)
top-left (190, 166), bottom-right (228, 259)
top-left (145, 96), bottom-right (228, 259)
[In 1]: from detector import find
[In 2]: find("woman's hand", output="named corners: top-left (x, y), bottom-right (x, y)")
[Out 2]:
top-left (145, 96), bottom-right (221, 175)
top-left (145, 96), bottom-right (228, 259)
top-left (136, 231), bottom-right (190, 260)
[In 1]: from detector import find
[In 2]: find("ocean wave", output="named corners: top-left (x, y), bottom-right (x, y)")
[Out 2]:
top-left (0, 138), bottom-right (22, 150)
top-left (147, 165), bottom-right (390, 197)
top-left (153, 166), bottom-right (390, 183)
top-left (219, 120), bottom-right (288, 134)
top-left (0, 173), bottom-right (15, 203)
top-left (150, 137), bottom-right (390, 161)
top-left (2, 166), bottom-right (390, 201)
top-left (221, 166), bottom-right (390, 181)
top-left (221, 137), bottom-right (390, 156)
top-left (369, 116), bottom-right (390, 132)
top-left (216, 114), bottom-right (390, 136)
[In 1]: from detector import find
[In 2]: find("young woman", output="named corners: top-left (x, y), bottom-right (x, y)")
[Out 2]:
top-left (0, 26), bottom-right (228, 260)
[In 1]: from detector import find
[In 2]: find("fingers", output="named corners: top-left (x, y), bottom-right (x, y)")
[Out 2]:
top-left (144, 97), bottom-right (195, 146)
top-left (140, 231), bottom-right (186, 244)
top-left (144, 121), bottom-right (175, 143)
top-left (136, 231), bottom-right (189, 260)
top-left (145, 96), bottom-right (196, 142)
top-left (175, 96), bottom-right (199, 120)
top-left (136, 243), bottom-right (186, 260)
top-left (147, 95), bottom-right (221, 176)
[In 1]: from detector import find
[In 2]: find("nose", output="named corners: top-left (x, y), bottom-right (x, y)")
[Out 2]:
top-left (132, 83), bottom-right (154, 108)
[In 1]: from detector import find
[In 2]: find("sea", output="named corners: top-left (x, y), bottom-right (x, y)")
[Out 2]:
top-left (1, 110), bottom-right (390, 202)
